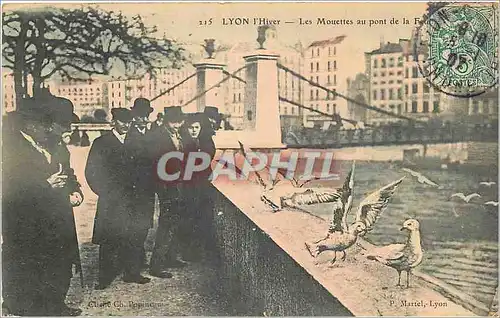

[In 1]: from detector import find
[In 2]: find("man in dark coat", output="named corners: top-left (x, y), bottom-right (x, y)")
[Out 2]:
top-left (48, 97), bottom-right (85, 208)
top-left (2, 96), bottom-right (82, 316)
top-left (148, 106), bottom-right (187, 278)
top-left (85, 108), bottom-right (150, 288)
top-left (125, 98), bottom-right (156, 272)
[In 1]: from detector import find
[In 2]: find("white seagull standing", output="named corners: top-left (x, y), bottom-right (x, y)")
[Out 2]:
top-left (450, 192), bottom-right (481, 203)
top-left (365, 219), bottom-right (423, 288)
top-left (402, 168), bottom-right (440, 187)
top-left (305, 167), bottom-right (405, 264)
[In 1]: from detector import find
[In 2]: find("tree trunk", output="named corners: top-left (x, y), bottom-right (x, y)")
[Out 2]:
top-left (13, 17), bottom-right (29, 108)
top-left (22, 69), bottom-right (29, 96)
top-left (31, 19), bottom-right (47, 98)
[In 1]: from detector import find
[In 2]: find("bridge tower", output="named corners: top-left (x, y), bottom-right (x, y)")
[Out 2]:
top-left (193, 40), bottom-right (226, 113)
top-left (212, 28), bottom-right (285, 149)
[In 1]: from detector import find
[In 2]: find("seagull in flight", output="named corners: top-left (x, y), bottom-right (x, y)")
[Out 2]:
top-left (450, 192), bottom-right (481, 203)
top-left (484, 201), bottom-right (499, 207)
top-left (479, 181), bottom-right (496, 187)
top-left (402, 168), bottom-right (440, 187)
top-left (305, 166), bottom-right (405, 265)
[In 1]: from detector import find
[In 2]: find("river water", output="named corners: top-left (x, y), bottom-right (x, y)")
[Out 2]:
top-left (306, 160), bottom-right (498, 306)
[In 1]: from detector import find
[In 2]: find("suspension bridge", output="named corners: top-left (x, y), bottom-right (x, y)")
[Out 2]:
top-left (72, 49), bottom-right (496, 151)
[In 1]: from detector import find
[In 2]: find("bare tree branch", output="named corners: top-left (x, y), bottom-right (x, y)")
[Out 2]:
top-left (3, 5), bottom-right (187, 98)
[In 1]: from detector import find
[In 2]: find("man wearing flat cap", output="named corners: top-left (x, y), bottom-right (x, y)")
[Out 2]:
top-left (125, 98), bottom-right (156, 272)
top-left (148, 106), bottom-right (187, 278)
top-left (85, 108), bottom-right (151, 288)
top-left (2, 95), bottom-right (82, 316)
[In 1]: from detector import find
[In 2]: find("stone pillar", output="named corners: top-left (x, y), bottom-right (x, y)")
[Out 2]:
top-left (242, 52), bottom-right (283, 148)
top-left (193, 61), bottom-right (225, 112)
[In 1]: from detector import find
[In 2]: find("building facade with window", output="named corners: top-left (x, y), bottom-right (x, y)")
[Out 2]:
top-left (365, 40), bottom-right (407, 125)
top-left (303, 35), bottom-right (348, 127)
top-left (2, 72), bottom-right (16, 115)
top-left (365, 38), bottom-right (449, 125)
top-left (402, 42), bottom-right (445, 121)
top-left (52, 79), bottom-right (108, 118)
top-left (107, 69), bottom-right (198, 116)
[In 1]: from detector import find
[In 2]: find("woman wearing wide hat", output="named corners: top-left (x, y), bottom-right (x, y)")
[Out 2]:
top-left (178, 113), bottom-right (217, 261)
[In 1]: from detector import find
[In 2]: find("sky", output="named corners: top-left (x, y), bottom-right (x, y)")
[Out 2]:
top-left (3, 2), bottom-right (428, 76)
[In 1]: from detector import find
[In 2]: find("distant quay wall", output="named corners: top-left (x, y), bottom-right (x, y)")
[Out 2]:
top-left (83, 130), bottom-right (497, 166)
top-left (296, 142), bottom-right (498, 166)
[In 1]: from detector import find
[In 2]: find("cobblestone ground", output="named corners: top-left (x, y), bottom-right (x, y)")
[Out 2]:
top-left (65, 146), bottom-right (231, 316)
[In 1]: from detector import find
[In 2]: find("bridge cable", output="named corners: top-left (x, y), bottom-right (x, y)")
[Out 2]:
top-left (278, 96), bottom-right (366, 127)
top-left (277, 63), bottom-right (423, 123)
top-left (222, 70), bottom-right (246, 84)
top-left (223, 67), bottom-right (369, 126)
top-left (150, 72), bottom-right (197, 102)
top-left (181, 65), bottom-right (248, 107)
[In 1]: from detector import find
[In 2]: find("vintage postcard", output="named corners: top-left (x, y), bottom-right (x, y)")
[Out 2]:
top-left (1, 1), bottom-right (498, 316)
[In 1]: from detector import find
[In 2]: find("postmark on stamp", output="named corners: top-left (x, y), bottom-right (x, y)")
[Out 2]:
top-left (414, 3), bottom-right (498, 98)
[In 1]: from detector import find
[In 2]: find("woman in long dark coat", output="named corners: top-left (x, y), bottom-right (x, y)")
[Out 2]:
top-left (181, 113), bottom-right (216, 261)
top-left (180, 113), bottom-right (217, 261)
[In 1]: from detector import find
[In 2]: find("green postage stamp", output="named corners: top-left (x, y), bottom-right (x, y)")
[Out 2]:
top-left (415, 3), bottom-right (498, 97)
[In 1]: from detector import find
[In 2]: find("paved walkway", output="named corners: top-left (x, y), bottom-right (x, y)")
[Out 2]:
top-left (65, 146), bottom-right (231, 316)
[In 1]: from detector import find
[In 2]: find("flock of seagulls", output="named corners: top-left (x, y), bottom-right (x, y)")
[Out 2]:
top-left (299, 163), bottom-right (423, 288)
top-left (304, 163), bottom-right (405, 263)
top-left (226, 144), bottom-right (495, 289)
top-left (401, 167), bottom-right (498, 209)
top-left (222, 142), bottom-right (350, 217)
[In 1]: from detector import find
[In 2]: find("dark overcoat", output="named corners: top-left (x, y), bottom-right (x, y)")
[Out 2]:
top-left (181, 129), bottom-right (218, 252)
top-left (2, 122), bottom-right (80, 312)
top-left (3, 128), bottom-right (80, 265)
top-left (125, 126), bottom-right (156, 230)
top-left (147, 125), bottom-right (186, 194)
top-left (85, 132), bottom-right (134, 245)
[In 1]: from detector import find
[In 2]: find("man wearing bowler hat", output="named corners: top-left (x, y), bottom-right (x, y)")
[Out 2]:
top-left (125, 98), bottom-right (156, 271)
top-left (148, 106), bottom-right (187, 278)
top-left (49, 97), bottom-right (85, 209)
top-left (203, 106), bottom-right (222, 134)
top-left (2, 96), bottom-right (82, 315)
top-left (85, 108), bottom-right (151, 288)
top-left (130, 98), bottom-right (154, 134)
